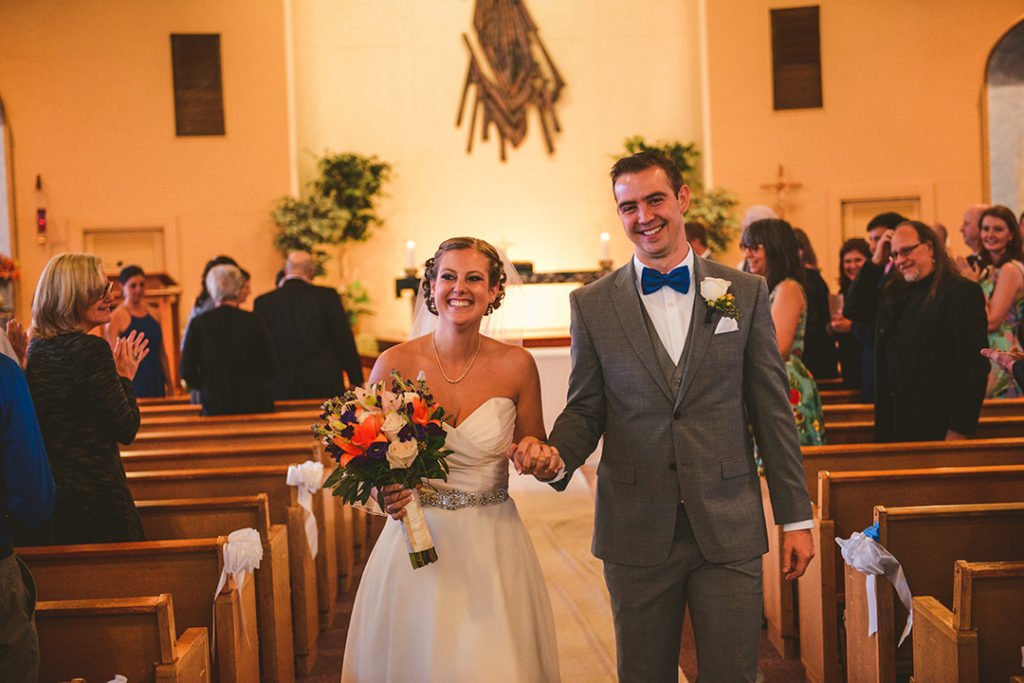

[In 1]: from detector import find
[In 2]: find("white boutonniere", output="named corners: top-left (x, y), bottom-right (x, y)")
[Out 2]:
top-left (700, 277), bottom-right (742, 323)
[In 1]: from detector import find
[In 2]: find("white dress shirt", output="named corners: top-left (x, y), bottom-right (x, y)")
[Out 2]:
top-left (633, 251), bottom-right (694, 363)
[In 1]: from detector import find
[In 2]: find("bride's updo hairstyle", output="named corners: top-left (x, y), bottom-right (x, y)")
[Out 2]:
top-left (422, 237), bottom-right (507, 316)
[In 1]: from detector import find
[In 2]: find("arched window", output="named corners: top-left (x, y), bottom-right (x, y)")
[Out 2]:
top-left (986, 18), bottom-right (1024, 211)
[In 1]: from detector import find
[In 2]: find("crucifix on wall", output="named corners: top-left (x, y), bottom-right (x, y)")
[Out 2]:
top-left (760, 164), bottom-right (802, 218)
top-left (455, 0), bottom-right (565, 161)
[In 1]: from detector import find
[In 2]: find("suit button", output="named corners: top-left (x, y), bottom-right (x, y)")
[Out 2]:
top-left (668, 463), bottom-right (677, 471)
top-left (673, 411), bottom-right (681, 420)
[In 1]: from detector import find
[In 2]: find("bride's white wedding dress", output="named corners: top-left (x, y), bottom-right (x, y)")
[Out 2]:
top-left (341, 397), bottom-right (561, 682)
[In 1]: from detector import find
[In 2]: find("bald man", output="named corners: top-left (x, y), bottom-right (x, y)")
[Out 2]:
top-left (960, 204), bottom-right (990, 257)
top-left (254, 252), bottom-right (363, 399)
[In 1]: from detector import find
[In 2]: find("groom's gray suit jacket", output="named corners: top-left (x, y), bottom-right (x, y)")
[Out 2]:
top-left (548, 256), bottom-right (811, 566)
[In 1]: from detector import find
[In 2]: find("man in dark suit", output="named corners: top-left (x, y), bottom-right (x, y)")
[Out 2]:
top-left (254, 252), bottom-right (363, 400)
top-left (515, 152), bottom-right (814, 681)
top-left (845, 221), bottom-right (988, 441)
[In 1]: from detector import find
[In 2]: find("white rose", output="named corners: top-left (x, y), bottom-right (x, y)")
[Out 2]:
top-left (380, 411), bottom-right (407, 440)
top-left (700, 277), bottom-right (731, 301)
top-left (386, 439), bottom-right (419, 469)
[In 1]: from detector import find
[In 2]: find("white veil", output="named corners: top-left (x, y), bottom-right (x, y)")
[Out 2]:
top-left (409, 246), bottom-right (525, 345)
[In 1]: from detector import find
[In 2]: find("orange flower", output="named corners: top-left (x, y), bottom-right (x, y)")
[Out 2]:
top-left (410, 397), bottom-right (435, 426)
top-left (334, 414), bottom-right (386, 466)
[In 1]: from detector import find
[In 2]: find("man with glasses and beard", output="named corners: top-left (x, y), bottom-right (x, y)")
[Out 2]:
top-left (844, 220), bottom-right (988, 442)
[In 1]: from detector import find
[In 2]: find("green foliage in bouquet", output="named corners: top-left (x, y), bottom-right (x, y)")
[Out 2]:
top-left (623, 136), bottom-right (740, 254)
top-left (272, 151), bottom-right (393, 276)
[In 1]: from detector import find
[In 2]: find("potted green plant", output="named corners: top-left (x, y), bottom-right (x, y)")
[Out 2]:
top-left (622, 136), bottom-right (739, 254)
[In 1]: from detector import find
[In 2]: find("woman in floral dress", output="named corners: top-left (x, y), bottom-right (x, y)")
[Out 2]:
top-left (741, 219), bottom-right (826, 445)
top-left (956, 205), bottom-right (1024, 398)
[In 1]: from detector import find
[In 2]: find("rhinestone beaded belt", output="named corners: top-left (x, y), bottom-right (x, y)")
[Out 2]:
top-left (419, 487), bottom-right (509, 510)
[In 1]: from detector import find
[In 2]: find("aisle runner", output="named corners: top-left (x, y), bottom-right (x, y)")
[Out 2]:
top-left (509, 470), bottom-right (689, 683)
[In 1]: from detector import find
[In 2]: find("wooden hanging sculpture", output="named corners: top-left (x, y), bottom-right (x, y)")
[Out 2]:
top-left (456, 0), bottom-right (565, 161)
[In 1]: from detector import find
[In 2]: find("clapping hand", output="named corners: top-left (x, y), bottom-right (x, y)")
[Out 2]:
top-left (981, 347), bottom-right (1024, 373)
top-left (955, 255), bottom-right (982, 282)
top-left (508, 436), bottom-right (564, 480)
top-left (113, 329), bottom-right (150, 379)
top-left (6, 319), bottom-right (27, 366)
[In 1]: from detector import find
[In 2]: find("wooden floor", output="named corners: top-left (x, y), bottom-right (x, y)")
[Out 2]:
top-left (298, 526), bottom-right (806, 683)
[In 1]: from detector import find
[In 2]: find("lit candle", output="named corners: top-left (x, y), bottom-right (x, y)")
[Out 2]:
top-left (405, 241), bottom-right (415, 270)
top-left (600, 232), bottom-right (610, 260)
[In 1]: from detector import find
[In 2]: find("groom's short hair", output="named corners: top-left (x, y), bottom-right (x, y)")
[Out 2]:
top-left (611, 151), bottom-right (685, 195)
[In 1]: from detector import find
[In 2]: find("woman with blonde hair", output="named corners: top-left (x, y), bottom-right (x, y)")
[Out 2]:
top-left (23, 253), bottom-right (149, 545)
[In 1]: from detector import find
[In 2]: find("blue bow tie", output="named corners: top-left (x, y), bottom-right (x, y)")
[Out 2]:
top-left (641, 265), bottom-right (690, 295)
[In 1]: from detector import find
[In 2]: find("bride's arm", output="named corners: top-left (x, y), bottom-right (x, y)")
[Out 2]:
top-left (510, 348), bottom-right (563, 479)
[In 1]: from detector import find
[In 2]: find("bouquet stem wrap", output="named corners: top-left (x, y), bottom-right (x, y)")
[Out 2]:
top-left (400, 489), bottom-right (438, 569)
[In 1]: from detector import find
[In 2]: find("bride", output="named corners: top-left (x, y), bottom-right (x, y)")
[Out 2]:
top-left (340, 236), bottom-right (564, 682)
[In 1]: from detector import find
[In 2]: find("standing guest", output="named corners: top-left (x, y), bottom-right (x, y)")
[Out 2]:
top-left (931, 222), bottom-right (948, 247)
top-left (0, 354), bottom-right (54, 683)
top-left (515, 152), bottom-right (813, 682)
top-left (183, 255), bottom-right (239, 403)
top-left (742, 220), bottom-right (826, 445)
top-left (684, 221), bottom-right (715, 261)
top-left (180, 264), bottom-right (276, 415)
top-left (24, 253), bottom-right (149, 545)
top-left (254, 251), bottom-right (363, 400)
top-left (844, 211), bottom-right (907, 402)
top-left (105, 265), bottom-right (171, 397)
top-left (827, 238), bottom-right (872, 391)
top-left (955, 205), bottom-right (1024, 398)
top-left (845, 221), bottom-right (988, 441)
top-left (959, 203), bottom-right (990, 258)
top-left (792, 227), bottom-right (839, 380)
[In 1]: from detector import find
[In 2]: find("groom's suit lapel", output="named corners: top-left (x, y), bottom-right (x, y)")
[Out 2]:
top-left (674, 255), bottom-right (717, 409)
top-left (611, 262), bottom-right (674, 402)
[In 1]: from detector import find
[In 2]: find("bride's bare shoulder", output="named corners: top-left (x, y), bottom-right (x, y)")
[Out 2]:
top-left (369, 337), bottom-right (433, 382)
top-left (483, 337), bottom-right (536, 371)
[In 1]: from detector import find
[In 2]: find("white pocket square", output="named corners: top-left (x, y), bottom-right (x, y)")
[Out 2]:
top-left (714, 317), bottom-right (739, 334)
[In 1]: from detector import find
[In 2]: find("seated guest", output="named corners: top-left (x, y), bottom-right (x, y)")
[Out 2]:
top-left (24, 252), bottom-right (149, 545)
top-left (254, 251), bottom-right (363, 400)
top-left (827, 238), bottom-right (871, 391)
top-left (845, 221), bottom-right (988, 442)
top-left (684, 221), bottom-right (715, 260)
top-left (180, 264), bottom-right (276, 415)
top-left (0, 353), bottom-right (54, 682)
top-left (793, 227), bottom-right (839, 379)
top-left (105, 265), bottom-right (172, 397)
top-left (956, 205), bottom-right (1024, 398)
top-left (740, 219), bottom-right (826, 445)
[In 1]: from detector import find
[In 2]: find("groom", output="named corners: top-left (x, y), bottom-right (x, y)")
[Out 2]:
top-left (516, 151), bottom-right (814, 682)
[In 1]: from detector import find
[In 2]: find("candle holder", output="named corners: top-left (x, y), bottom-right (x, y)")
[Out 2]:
top-left (598, 259), bottom-right (613, 271)
top-left (404, 267), bottom-right (418, 278)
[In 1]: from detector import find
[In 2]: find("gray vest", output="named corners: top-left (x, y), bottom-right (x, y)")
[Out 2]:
top-left (639, 302), bottom-right (686, 389)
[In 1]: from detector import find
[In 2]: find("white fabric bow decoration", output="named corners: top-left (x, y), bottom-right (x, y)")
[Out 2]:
top-left (836, 527), bottom-right (914, 646)
top-left (287, 460), bottom-right (324, 558)
top-left (213, 527), bottom-right (264, 650)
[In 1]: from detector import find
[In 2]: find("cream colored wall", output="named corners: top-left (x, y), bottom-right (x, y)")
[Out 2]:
top-left (290, 0), bottom-right (705, 339)
top-left (705, 1), bottom-right (1024, 289)
top-left (0, 0), bottom-right (293, 326)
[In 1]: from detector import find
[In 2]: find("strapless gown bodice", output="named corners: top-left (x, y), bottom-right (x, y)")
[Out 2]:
top-left (340, 395), bottom-right (560, 682)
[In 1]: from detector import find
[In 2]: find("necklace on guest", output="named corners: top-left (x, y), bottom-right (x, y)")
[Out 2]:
top-left (431, 333), bottom-right (482, 384)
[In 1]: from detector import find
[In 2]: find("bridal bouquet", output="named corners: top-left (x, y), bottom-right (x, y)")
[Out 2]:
top-left (313, 370), bottom-right (452, 568)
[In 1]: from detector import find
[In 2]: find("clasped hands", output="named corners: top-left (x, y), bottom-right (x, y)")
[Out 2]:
top-left (507, 436), bottom-right (563, 480)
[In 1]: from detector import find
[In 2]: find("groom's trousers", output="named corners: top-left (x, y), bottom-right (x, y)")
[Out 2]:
top-left (602, 502), bottom-right (763, 683)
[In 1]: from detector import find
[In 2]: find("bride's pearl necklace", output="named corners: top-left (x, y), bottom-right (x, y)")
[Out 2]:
top-left (431, 333), bottom-right (482, 384)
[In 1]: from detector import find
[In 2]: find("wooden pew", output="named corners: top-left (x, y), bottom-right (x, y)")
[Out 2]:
top-left (824, 414), bottom-right (1024, 444)
top-left (761, 438), bottom-right (1024, 658)
top-left (127, 423), bottom-right (318, 451)
top-left (822, 397), bottom-right (1024, 424)
top-left (797, 464), bottom-right (1024, 683)
top-left (20, 537), bottom-right (258, 683)
top-left (37, 594), bottom-right (210, 683)
top-left (844, 503), bottom-right (1024, 682)
top-left (121, 442), bottom-right (319, 472)
top-left (139, 398), bottom-right (326, 419)
top-left (820, 388), bottom-right (861, 404)
top-left (137, 495), bottom-right (294, 683)
top-left (127, 465), bottom-right (333, 674)
top-left (913, 561), bottom-right (1024, 683)
top-left (137, 409), bottom-right (321, 433)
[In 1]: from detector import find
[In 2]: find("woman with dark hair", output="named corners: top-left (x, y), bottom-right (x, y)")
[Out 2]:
top-left (828, 238), bottom-right (872, 391)
top-left (741, 219), bottom-right (825, 445)
top-left (343, 236), bottom-right (561, 682)
top-left (23, 253), bottom-right (149, 544)
top-left (792, 227), bottom-right (839, 379)
top-left (956, 204), bottom-right (1024, 398)
top-left (105, 265), bottom-right (171, 397)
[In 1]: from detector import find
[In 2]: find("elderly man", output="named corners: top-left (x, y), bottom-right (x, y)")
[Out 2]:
top-left (960, 203), bottom-right (990, 258)
top-left (845, 221), bottom-right (988, 441)
top-left (180, 264), bottom-right (276, 415)
top-left (254, 252), bottom-right (363, 400)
